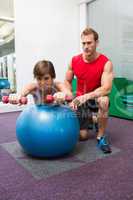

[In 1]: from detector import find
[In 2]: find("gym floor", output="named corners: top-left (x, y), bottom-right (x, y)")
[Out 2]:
top-left (0, 112), bottom-right (133, 200)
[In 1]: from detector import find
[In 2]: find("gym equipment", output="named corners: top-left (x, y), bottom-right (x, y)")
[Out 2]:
top-left (2, 96), bottom-right (9, 104)
top-left (0, 78), bottom-right (10, 101)
top-left (2, 95), bottom-right (27, 104)
top-left (121, 94), bottom-right (133, 112)
top-left (16, 104), bottom-right (80, 157)
top-left (2, 94), bottom-right (72, 105)
top-left (45, 94), bottom-right (54, 103)
top-left (18, 97), bottom-right (28, 104)
top-left (72, 78), bottom-right (133, 120)
top-left (109, 78), bottom-right (133, 120)
top-left (0, 78), bottom-right (10, 89)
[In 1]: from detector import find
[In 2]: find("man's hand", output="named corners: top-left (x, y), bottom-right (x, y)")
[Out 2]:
top-left (69, 94), bottom-right (88, 110)
top-left (74, 94), bottom-right (88, 105)
top-left (69, 101), bottom-right (79, 110)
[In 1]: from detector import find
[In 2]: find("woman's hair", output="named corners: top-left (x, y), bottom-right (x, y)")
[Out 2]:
top-left (81, 27), bottom-right (99, 41)
top-left (33, 60), bottom-right (56, 79)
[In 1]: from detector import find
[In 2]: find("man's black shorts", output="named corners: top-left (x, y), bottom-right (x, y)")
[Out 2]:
top-left (76, 99), bottom-right (99, 130)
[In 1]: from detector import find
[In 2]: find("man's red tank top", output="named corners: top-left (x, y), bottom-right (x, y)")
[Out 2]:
top-left (71, 54), bottom-right (109, 96)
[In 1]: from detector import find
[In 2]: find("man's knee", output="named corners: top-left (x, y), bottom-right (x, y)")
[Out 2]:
top-left (97, 96), bottom-right (109, 111)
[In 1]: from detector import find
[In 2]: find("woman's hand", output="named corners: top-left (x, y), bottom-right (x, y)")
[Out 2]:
top-left (8, 94), bottom-right (27, 105)
top-left (53, 92), bottom-right (66, 104)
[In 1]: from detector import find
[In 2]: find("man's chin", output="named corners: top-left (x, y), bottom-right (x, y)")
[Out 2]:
top-left (84, 53), bottom-right (92, 59)
top-left (83, 51), bottom-right (91, 55)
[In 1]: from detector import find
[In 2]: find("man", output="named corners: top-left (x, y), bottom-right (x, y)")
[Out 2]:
top-left (64, 27), bottom-right (114, 153)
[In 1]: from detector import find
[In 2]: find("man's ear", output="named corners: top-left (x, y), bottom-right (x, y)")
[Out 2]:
top-left (96, 40), bottom-right (99, 47)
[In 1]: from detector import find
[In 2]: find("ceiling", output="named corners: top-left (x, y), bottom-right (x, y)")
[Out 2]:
top-left (0, 0), bottom-right (14, 47)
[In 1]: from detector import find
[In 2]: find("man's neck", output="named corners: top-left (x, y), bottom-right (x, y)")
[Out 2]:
top-left (83, 52), bottom-right (99, 63)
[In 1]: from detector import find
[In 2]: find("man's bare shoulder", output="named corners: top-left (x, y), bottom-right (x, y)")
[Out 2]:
top-left (104, 60), bottom-right (113, 72)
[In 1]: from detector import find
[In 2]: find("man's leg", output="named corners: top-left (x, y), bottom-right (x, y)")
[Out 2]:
top-left (76, 103), bottom-right (92, 141)
top-left (97, 96), bottom-right (109, 137)
top-left (79, 129), bottom-right (89, 141)
top-left (96, 96), bottom-right (112, 153)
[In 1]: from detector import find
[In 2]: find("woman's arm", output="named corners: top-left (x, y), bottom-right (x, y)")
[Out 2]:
top-left (55, 81), bottom-right (73, 97)
top-left (20, 83), bottom-right (37, 97)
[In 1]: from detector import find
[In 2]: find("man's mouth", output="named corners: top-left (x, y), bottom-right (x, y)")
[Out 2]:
top-left (84, 49), bottom-right (90, 53)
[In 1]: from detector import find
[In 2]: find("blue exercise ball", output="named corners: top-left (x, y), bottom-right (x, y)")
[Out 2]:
top-left (16, 104), bottom-right (80, 157)
top-left (0, 78), bottom-right (10, 89)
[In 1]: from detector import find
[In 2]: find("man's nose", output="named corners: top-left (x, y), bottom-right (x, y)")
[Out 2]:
top-left (84, 43), bottom-right (89, 48)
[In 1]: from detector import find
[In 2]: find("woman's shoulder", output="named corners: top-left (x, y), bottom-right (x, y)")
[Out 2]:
top-left (54, 81), bottom-right (63, 89)
top-left (53, 81), bottom-right (65, 92)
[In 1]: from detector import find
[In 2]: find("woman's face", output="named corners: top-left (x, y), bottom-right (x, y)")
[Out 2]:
top-left (37, 74), bottom-right (53, 89)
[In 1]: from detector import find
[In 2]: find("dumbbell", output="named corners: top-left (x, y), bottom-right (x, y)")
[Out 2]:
top-left (45, 94), bottom-right (73, 104)
top-left (65, 95), bottom-right (73, 103)
top-left (45, 95), bottom-right (54, 103)
top-left (2, 95), bottom-right (28, 105)
top-left (19, 97), bottom-right (28, 104)
top-left (2, 96), bottom-right (9, 104)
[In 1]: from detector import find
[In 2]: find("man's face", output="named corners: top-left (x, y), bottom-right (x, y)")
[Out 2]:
top-left (81, 34), bottom-right (98, 58)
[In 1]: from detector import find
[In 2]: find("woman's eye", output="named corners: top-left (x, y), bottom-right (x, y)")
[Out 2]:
top-left (44, 77), bottom-right (49, 80)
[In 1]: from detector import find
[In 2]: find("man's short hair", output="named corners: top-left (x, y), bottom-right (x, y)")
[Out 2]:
top-left (81, 27), bottom-right (99, 41)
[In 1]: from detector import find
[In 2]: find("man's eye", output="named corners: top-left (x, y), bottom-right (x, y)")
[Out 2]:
top-left (82, 42), bottom-right (91, 45)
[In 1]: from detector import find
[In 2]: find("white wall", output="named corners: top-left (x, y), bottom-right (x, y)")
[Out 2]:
top-left (14, 0), bottom-right (79, 92)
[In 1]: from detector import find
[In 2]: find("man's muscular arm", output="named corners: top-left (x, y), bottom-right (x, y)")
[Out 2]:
top-left (87, 61), bottom-right (114, 98)
top-left (73, 61), bottom-right (114, 106)
top-left (64, 63), bottom-right (74, 92)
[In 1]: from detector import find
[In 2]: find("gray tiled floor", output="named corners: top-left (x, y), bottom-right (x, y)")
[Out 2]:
top-left (1, 140), bottom-right (120, 180)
